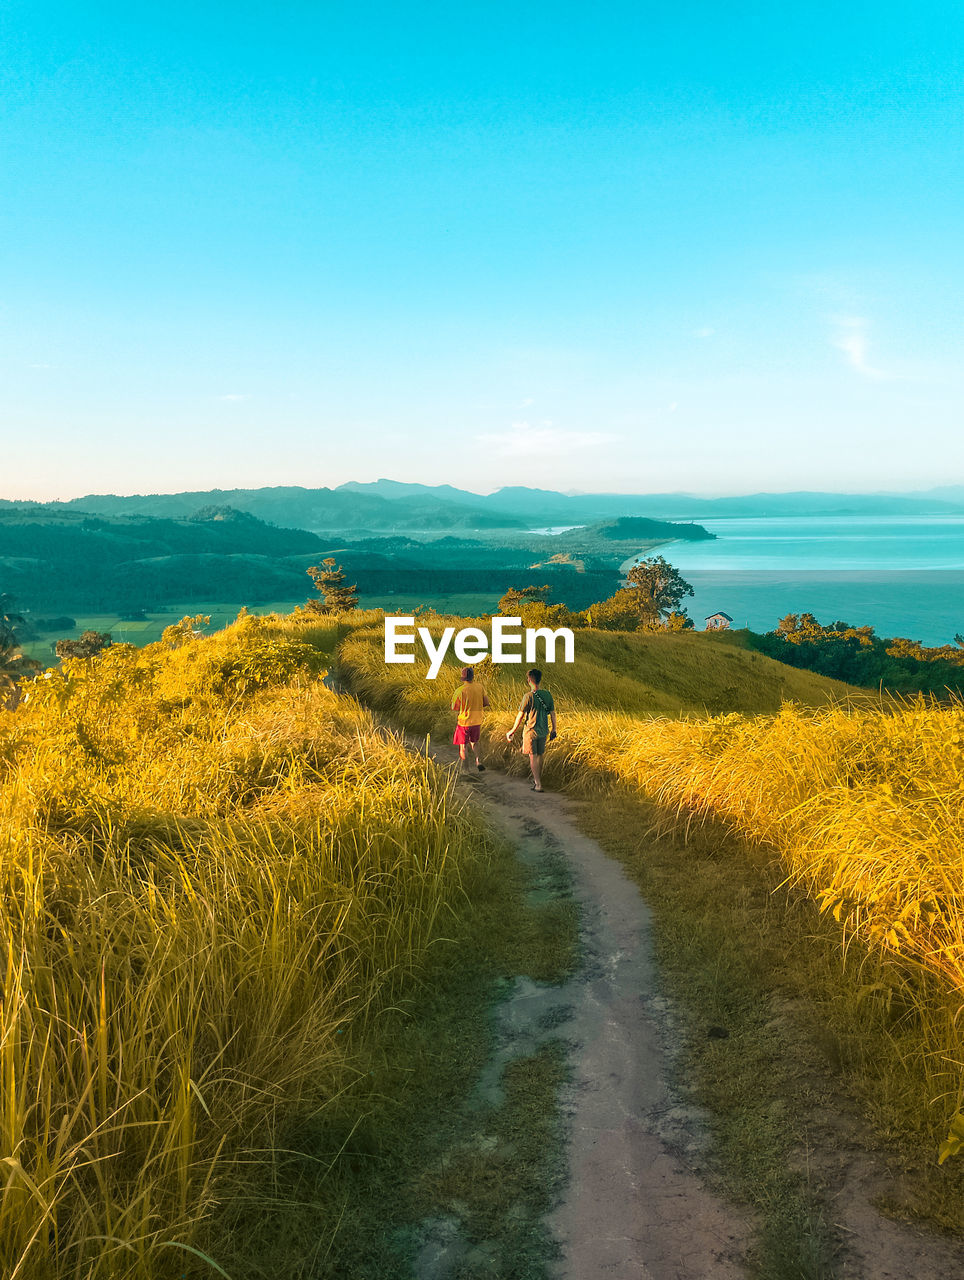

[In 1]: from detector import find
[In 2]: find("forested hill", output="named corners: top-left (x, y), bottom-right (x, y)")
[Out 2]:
top-left (0, 510), bottom-right (626, 613)
top-left (590, 516), bottom-right (713, 542)
top-left (337, 480), bottom-right (964, 521)
top-left (0, 505), bottom-right (321, 560)
top-left (0, 487), bottom-right (527, 532)
top-left (0, 507), bottom-right (325, 611)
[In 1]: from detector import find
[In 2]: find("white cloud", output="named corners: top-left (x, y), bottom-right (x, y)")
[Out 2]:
top-left (830, 315), bottom-right (892, 380)
top-left (519, 395), bottom-right (535, 407)
top-left (476, 420), bottom-right (618, 458)
top-left (693, 327), bottom-right (715, 339)
top-left (215, 393), bottom-right (249, 402)
top-left (668, 401), bottom-right (678, 412)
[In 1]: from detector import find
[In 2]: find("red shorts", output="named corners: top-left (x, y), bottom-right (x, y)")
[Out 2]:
top-left (453, 724), bottom-right (481, 745)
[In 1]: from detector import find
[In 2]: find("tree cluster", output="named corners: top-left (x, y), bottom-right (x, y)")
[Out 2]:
top-left (0, 594), bottom-right (40, 707)
top-left (55, 631), bottom-right (113, 661)
top-left (499, 557), bottom-right (697, 633)
top-left (306, 560), bottom-right (359, 614)
top-left (750, 612), bottom-right (964, 696)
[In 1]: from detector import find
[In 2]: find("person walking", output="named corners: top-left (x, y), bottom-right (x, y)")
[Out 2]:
top-left (451, 665), bottom-right (489, 771)
top-left (505, 667), bottom-right (556, 792)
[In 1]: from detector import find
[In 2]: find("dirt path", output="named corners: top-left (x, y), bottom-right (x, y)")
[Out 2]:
top-left (415, 747), bottom-right (964, 1280)
top-left (324, 673), bottom-right (964, 1278)
top-left (425, 745), bottom-right (752, 1280)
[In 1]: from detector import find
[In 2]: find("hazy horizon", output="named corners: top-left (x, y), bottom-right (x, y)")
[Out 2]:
top-left (4, 477), bottom-right (964, 506)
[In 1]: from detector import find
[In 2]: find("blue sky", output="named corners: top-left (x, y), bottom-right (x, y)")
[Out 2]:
top-left (2, 2), bottom-right (963, 499)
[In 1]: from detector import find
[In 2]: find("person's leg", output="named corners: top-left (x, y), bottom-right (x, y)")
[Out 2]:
top-left (529, 750), bottom-right (543, 791)
top-left (459, 742), bottom-right (469, 768)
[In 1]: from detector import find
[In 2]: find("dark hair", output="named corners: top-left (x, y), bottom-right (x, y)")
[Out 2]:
top-left (460, 666), bottom-right (474, 681)
top-left (527, 668), bottom-right (542, 684)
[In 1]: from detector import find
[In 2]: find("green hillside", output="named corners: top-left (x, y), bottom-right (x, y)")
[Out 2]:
top-left (336, 617), bottom-right (861, 733)
top-left (547, 627), bottom-right (859, 717)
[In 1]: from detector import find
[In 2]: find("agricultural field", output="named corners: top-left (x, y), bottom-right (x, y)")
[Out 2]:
top-left (357, 590), bottom-right (501, 616)
top-left (18, 594), bottom-right (502, 665)
top-left (17, 602), bottom-right (306, 663)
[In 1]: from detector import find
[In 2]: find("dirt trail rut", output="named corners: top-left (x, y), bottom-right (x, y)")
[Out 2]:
top-left (430, 748), bottom-right (751, 1280)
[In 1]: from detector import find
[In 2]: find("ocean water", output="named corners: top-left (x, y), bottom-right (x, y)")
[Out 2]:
top-left (623, 517), bottom-right (964, 645)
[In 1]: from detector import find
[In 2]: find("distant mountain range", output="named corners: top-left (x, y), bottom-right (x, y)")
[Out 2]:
top-left (0, 488), bottom-right (526, 532)
top-left (2, 482), bottom-right (961, 531)
top-left (339, 480), bottom-right (964, 522)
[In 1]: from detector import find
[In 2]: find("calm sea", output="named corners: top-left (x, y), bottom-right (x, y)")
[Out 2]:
top-left (624, 516), bottom-right (964, 645)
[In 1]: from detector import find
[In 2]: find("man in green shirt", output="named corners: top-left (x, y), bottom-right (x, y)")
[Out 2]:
top-left (505, 667), bottom-right (557, 793)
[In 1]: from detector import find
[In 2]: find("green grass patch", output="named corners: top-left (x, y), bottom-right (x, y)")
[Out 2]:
top-left (413, 1043), bottom-right (570, 1279)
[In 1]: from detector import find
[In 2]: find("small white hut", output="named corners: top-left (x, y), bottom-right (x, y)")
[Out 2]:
top-left (704, 611), bottom-right (733, 631)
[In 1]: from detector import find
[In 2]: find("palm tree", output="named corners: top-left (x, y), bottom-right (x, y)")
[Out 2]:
top-left (0, 592), bottom-right (25, 644)
top-left (0, 633), bottom-right (40, 709)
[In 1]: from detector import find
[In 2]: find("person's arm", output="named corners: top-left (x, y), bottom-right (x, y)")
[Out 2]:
top-left (506, 696), bottom-right (528, 741)
top-left (451, 688), bottom-right (463, 713)
top-left (549, 708), bottom-right (557, 740)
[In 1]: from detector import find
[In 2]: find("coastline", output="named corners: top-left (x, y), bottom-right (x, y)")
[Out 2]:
top-left (680, 568), bottom-right (964, 645)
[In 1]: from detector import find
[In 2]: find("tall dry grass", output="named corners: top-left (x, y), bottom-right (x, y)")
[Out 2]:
top-left (560, 699), bottom-right (964, 1158)
top-left (339, 619), bottom-right (964, 1002)
top-left (338, 619), bottom-right (964, 1149)
top-left (0, 612), bottom-right (479, 1278)
top-left (562, 701), bottom-right (964, 991)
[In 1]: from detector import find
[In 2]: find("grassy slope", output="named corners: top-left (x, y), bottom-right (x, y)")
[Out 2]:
top-left (0, 612), bottom-right (575, 1279)
top-left (338, 617), bottom-right (860, 732)
top-left (337, 617), bottom-right (964, 1273)
top-left (551, 627), bottom-right (858, 716)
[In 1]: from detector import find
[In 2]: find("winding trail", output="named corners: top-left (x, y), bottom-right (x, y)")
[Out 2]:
top-left (416, 745), bottom-right (964, 1280)
top-left (325, 671), bottom-right (964, 1278)
top-left (428, 742), bottom-right (751, 1279)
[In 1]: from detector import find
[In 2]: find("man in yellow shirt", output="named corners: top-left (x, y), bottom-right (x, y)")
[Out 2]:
top-left (451, 665), bottom-right (489, 771)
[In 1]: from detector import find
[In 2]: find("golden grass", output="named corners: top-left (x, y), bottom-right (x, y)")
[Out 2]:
top-left (338, 617), bottom-right (964, 1149)
top-left (0, 612), bottom-right (485, 1278)
top-left (337, 616), bottom-right (860, 728)
top-left (562, 700), bottom-right (964, 998)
